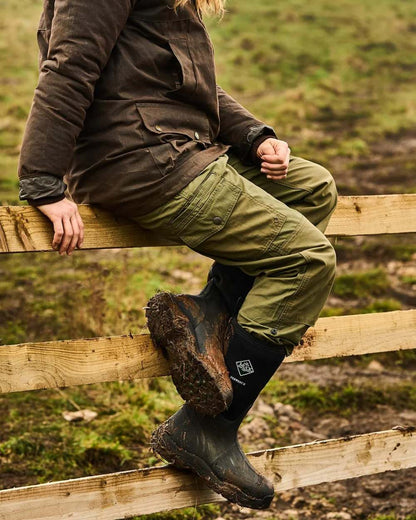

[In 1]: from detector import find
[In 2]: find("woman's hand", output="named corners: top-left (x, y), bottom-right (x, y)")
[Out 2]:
top-left (37, 199), bottom-right (84, 255)
top-left (257, 138), bottom-right (291, 181)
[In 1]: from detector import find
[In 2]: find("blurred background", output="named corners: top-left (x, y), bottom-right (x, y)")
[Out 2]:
top-left (0, 0), bottom-right (415, 518)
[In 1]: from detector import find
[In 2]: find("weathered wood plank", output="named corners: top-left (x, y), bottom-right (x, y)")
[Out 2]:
top-left (0, 429), bottom-right (414, 520)
top-left (288, 309), bottom-right (416, 362)
top-left (0, 334), bottom-right (170, 394)
top-left (1, 195), bottom-right (416, 253)
top-left (1, 310), bottom-right (414, 394)
top-left (0, 205), bottom-right (174, 253)
top-left (324, 194), bottom-right (416, 236)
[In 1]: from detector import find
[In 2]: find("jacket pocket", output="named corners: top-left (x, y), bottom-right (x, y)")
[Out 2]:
top-left (135, 102), bottom-right (212, 176)
top-left (167, 39), bottom-right (198, 96)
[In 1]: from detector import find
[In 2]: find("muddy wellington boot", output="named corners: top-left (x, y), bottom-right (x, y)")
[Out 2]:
top-left (151, 317), bottom-right (288, 509)
top-left (146, 263), bottom-right (254, 416)
top-left (146, 278), bottom-right (232, 415)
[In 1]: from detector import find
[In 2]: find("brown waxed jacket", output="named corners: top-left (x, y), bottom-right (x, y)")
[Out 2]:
top-left (18, 0), bottom-right (276, 218)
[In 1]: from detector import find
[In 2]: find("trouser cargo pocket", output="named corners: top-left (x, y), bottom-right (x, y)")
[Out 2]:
top-left (169, 172), bottom-right (242, 249)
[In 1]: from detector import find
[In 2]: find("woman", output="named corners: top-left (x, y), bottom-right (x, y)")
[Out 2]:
top-left (18, 0), bottom-right (337, 509)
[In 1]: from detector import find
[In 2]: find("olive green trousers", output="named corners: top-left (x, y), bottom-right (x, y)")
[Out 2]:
top-left (134, 151), bottom-right (337, 352)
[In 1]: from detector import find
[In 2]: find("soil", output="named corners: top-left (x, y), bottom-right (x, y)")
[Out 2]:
top-left (331, 130), bottom-right (416, 196)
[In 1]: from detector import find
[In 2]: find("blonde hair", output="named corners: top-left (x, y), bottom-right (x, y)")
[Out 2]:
top-left (173, 0), bottom-right (226, 17)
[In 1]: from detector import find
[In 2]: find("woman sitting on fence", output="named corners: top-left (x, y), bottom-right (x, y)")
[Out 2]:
top-left (18, 0), bottom-right (337, 509)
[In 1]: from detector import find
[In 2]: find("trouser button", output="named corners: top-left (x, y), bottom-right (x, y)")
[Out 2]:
top-left (213, 216), bottom-right (223, 225)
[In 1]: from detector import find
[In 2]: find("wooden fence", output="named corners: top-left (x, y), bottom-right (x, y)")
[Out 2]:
top-left (0, 194), bottom-right (415, 519)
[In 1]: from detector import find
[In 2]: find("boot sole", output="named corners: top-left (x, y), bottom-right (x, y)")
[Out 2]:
top-left (151, 425), bottom-right (274, 510)
top-left (146, 292), bottom-right (232, 416)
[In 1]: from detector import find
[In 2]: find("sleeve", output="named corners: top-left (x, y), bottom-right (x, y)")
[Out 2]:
top-left (18, 0), bottom-right (137, 204)
top-left (216, 85), bottom-right (277, 164)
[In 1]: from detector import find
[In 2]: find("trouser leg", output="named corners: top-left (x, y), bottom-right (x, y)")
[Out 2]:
top-left (224, 151), bottom-right (338, 347)
top-left (227, 151), bottom-right (338, 233)
top-left (207, 152), bottom-right (337, 325)
top-left (135, 153), bottom-right (336, 350)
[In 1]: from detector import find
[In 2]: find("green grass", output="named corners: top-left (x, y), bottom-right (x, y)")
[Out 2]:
top-left (0, 0), bottom-right (40, 201)
top-left (207, 0), bottom-right (416, 164)
top-left (320, 298), bottom-right (402, 317)
top-left (400, 275), bottom-right (416, 286)
top-left (137, 505), bottom-right (221, 520)
top-left (0, 247), bottom-right (212, 345)
top-left (334, 237), bottom-right (416, 263)
top-left (264, 380), bottom-right (416, 417)
top-left (332, 269), bottom-right (389, 299)
top-left (2, 0), bottom-right (416, 202)
top-left (0, 378), bottom-right (183, 487)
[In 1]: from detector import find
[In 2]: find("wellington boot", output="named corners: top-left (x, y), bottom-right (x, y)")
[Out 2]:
top-left (152, 318), bottom-right (288, 509)
top-left (151, 403), bottom-right (274, 509)
top-left (146, 280), bottom-right (232, 416)
top-left (146, 263), bottom-right (254, 415)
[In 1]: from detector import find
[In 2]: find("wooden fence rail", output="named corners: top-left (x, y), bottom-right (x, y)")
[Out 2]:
top-left (1, 429), bottom-right (415, 520)
top-left (1, 196), bottom-right (415, 519)
top-left (1, 310), bottom-right (415, 394)
top-left (1, 194), bottom-right (416, 253)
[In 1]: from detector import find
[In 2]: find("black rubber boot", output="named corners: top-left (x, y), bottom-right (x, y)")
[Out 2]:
top-left (208, 262), bottom-right (255, 315)
top-left (146, 279), bottom-right (233, 416)
top-left (146, 263), bottom-right (254, 416)
top-left (151, 318), bottom-right (288, 510)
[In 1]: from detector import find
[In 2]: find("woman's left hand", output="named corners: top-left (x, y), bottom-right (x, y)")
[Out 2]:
top-left (257, 138), bottom-right (291, 180)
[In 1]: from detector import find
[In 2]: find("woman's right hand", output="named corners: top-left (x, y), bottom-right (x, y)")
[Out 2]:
top-left (37, 198), bottom-right (84, 255)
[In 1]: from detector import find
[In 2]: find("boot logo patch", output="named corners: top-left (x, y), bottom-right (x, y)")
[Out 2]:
top-left (236, 360), bottom-right (254, 377)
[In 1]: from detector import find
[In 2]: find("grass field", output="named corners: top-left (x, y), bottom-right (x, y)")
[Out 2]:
top-left (1, 0), bottom-right (416, 518)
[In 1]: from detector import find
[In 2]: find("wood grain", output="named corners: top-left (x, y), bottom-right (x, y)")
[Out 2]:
top-left (1, 310), bottom-right (414, 394)
top-left (2, 195), bottom-right (416, 253)
top-left (325, 194), bottom-right (416, 236)
top-left (0, 429), bottom-right (414, 519)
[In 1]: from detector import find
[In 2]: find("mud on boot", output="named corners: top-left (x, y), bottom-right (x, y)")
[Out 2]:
top-left (146, 281), bottom-right (232, 416)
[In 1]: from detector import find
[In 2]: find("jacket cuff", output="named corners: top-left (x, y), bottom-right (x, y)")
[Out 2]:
top-left (27, 193), bottom-right (66, 207)
top-left (240, 124), bottom-right (277, 165)
top-left (19, 175), bottom-right (67, 202)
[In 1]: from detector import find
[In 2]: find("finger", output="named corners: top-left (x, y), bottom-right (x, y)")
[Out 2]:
top-left (75, 211), bottom-right (84, 248)
top-left (59, 217), bottom-right (74, 255)
top-left (283, 148), bottom-right (291, 167)
top-left (257, 141), bottom-right (276, 158)
top-left (261, 164), bottom-right (288, 174)
top-left (68, 216), bottom-right (80, 255)
top-left (266, 170), bottom-right (288, 177)
top-left (51, 219), bottom-right (64, 250)
top-left (261, 160), bottom-right (288, 169)
top-left (260, 154), bottom-right (286, 164)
